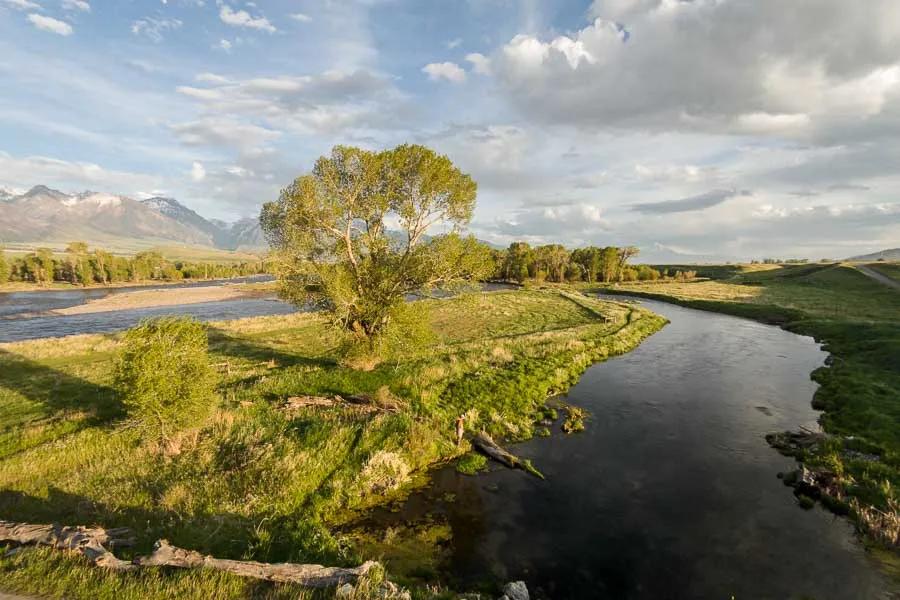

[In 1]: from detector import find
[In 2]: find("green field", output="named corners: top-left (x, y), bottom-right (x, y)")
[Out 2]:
top-left (0, 290), bottom-right (665, 598)
top-left (602, 263), bottom-right (900, 553)
top-left (866, 262), bottom-right (900, 283)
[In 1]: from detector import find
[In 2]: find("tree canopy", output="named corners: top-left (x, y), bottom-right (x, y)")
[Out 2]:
top-left (261, 144), bottom-right (494, 342)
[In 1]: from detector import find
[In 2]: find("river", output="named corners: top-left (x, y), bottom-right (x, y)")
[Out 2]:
top-left (0, 280), bottom-right (515, 343)
top-left (353, 297), bottom-right (895, 599)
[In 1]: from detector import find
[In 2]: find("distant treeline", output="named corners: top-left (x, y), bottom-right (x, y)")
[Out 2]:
top-left (488, 242), bottom-right (695, 284)
top-left (0, 242), bottom-right (268, 286)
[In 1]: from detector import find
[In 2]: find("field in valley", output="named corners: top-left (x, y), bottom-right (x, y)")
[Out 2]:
top-left (0, 289), bottom-right (665, 599)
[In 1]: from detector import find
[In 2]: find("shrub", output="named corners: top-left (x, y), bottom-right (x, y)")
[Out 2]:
top-left (114, 317), bottom-right (216, 439)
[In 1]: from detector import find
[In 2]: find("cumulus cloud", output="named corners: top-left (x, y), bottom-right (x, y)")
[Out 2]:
top-left (219, 5), bottom-right (276, 33)
top-left (422, 62), bottom-right (466, 83)
top-left (489, 1), bottom-right (900, 141)
top-left (190, 161), bottom-right (206, 181)
top-left (289, 12), bottom-right (311, 23)
top-left (27, 13), bottom-right (73, 35)
top-left (465, 53), bottom-right (491, 75)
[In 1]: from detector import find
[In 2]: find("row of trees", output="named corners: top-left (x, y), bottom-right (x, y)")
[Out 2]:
top-left (495, 242), bottom-right (639, 284)
top-left (0, 244), bottom-right (268, 286)
top-left (488, 242), bottom-right (694, 284)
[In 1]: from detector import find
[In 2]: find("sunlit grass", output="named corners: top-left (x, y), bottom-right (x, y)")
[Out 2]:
top-left (0, 289), bottom-right (665, 598)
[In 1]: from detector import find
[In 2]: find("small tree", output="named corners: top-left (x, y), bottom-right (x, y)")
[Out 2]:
top-left (0, 246), bottom-right (9, 284)
top-left (114, 317), bottom-right (216, 439)
top-left (66, 241), bottom-right (91, 286)
top-left (261, 144), bottom-right (493, 352)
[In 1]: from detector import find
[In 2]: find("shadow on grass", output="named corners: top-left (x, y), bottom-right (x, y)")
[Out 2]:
top-left (207, 327), bottom-right (336, 371)
top-left (0, 348), bottom-right (123, 424)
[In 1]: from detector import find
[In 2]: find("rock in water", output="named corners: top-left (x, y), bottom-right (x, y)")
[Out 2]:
top-left (499, 581), bottom-right (529, 600)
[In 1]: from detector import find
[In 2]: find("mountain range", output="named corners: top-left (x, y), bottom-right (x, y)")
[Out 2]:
top-left (0, 186), bottom-right (265, 252)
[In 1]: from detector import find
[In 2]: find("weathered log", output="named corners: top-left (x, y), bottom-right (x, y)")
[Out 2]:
top-left (471, 432), bottom-right (544, 479)
top-left (136, 539), bottom-right (379, 587)
top-left (0, 521), bottom-right (135, 570)
top-left (1, 521), bottom-right (381, 588)
top-left (283, 394), bottom-right (397, 414)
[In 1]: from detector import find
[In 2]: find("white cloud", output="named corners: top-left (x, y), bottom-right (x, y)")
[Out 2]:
top-left (446, 38), bottom-right (462, 49)
top-left (191, 161), bottom-right (206, 181)
top-left (61, 0), bottom-right (89, 12)
top-left (216, 39), bottom-right (232, 52)
top-left (465, 53), bottom-right (491, 75)
top-left (3, 0), bottom-right (41, 10)
top-left (0, 152), bottom-right (162, 194)
top-left (219, 5), bottom-right (276, 33)
top-left (27, 13), bottom-right (73, 35)
top-left (422, 62), bottom-right (466, 83)
top-left (170, 117), bottom-right (281, 149)
top-left (131, 17), bottom-right (182, 42)
top-left (289, 12), bottom-right (311, 23)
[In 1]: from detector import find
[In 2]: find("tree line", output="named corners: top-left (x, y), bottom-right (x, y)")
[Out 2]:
top-left (487, 242), bottom-right (695, 284)
top-left (0, 243), bottom-right (268, 286)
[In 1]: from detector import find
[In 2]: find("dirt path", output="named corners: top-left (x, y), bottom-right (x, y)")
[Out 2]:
top-left (854, 264), bottom-right (900, 291)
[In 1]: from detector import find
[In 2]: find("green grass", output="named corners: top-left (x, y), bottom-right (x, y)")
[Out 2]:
top-left (601, 264), bottom-right (900, 552)
top-left (867, 262), bottom-right (900, 283)
top-left (0, 289), bottom-right (665, 598)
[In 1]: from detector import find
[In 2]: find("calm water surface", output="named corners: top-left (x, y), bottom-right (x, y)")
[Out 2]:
top-left (358, 298), bottom-right (896, 599)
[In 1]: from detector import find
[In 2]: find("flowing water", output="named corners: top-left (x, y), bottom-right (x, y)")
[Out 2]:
top-left (355, 298), bottom-right (896, 599)
top-left (0, 280), bottom-right (515, 342)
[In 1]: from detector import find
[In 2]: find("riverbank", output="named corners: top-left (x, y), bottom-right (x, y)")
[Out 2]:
top-left (0, 289), bottom-right (665, 598)
top-left (598, 263), bottom-right (900, 562)
top-left (40, 282), bottom-right (276, 316)
top-left (0, 276), bottom-right (271, 295)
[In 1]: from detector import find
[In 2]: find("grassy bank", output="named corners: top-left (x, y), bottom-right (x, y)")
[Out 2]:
top-left (599, 263), bottom-right (900, 554)
top-left (0, 289), bottom-right (665, 598)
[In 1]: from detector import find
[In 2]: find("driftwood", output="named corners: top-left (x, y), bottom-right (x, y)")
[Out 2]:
top-left (0, 521), bottom-right (379, 588)
top-left (283, 394), bottom-right (399, 414)
top-left (0, 521), bottom-right (135, 570)
top-left (137, 539), bottom-right (379, 587)
top-left (471, 432), bottom-right (544, 479)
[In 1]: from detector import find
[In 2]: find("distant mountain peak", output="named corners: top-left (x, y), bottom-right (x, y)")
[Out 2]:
top-left (23, 184), bottom-right (67, 198)
top-left (1, 184), bottom-right (267, 252)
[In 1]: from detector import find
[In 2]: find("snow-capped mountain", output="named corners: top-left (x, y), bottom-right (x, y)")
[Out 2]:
top-left (0, 186), bottom-right (266, 251)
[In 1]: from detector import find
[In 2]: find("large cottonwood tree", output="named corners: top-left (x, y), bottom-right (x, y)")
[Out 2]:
top-left (261, 144), bottom-right (493, 342)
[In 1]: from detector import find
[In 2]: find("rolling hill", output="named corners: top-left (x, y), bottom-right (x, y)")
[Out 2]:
top-left (848, 248), bottom-right (900, 261)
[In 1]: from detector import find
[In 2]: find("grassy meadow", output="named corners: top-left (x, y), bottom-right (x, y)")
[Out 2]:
top-left (600, 263), bottom-right (900, 553)
top-left (0, 289), bottom-right (665, 598)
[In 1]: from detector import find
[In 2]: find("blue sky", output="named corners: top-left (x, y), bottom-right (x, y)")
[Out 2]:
top-left (1, 0), bottom-right (899, 260)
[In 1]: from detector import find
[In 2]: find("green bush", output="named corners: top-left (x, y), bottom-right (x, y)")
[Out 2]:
top-left (114, 317), bottom-right (216, 438)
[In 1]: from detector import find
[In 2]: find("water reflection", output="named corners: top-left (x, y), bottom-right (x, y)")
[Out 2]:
top-left (351, 298), bottom-right (894, 599)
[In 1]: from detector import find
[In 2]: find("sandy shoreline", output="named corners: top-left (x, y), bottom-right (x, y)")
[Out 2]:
top-left (49, 284), bottom-right (276, 316)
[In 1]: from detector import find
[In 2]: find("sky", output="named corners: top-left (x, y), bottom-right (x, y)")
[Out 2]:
top-left (1, 0), bottom-right (899, 261)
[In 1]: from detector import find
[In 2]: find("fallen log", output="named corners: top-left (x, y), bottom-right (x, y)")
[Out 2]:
top-left (0, 521), bottom-right (135, 571)
top-left (471, 432), bottom-right (544, 479)
top-left (0, 521), bottom-right (380, 588)
top-left (283, 394), bottom-right (399, 414)
top-left (137, 539), bottom-right (379, 587)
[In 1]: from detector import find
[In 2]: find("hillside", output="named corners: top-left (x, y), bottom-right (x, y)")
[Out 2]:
top-left (848, 248), bottom-right (900, 261)
top-left (0, 186), bottom-right (266, 252)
